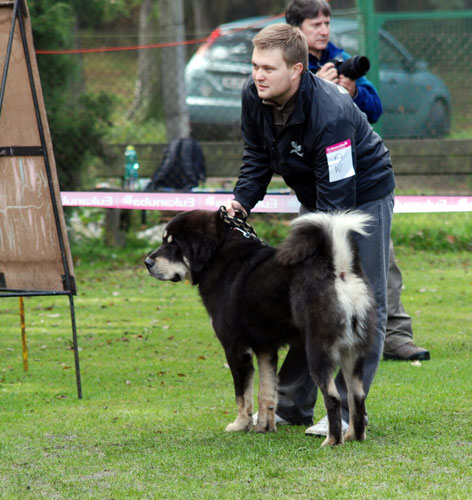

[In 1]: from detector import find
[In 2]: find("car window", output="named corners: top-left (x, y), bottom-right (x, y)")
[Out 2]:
top-left (331, 29), bottom-right (359, 55)
top-left (379, 35), bottom-right (410, 71)
top-left (206, 31), bottom-right (255, 63)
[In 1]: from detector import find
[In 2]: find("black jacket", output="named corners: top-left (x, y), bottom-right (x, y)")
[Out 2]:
top-left (234, 71), bottom-right (395, 213)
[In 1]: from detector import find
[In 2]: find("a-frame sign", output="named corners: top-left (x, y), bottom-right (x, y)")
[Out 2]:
top-left (0, 0), bottom-right (82, 398)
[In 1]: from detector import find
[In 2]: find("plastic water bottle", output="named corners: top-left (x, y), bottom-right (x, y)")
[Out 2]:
top-left (124, 145), bottom-right (140, 190)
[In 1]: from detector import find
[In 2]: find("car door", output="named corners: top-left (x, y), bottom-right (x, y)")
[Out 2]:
top-left (379, 33), bottom-right (424, 137)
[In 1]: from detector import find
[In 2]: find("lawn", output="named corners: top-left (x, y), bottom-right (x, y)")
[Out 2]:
top-left (0, 214), bottom-right (471, 499)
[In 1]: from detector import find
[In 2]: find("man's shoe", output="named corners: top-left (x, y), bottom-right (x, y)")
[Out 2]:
top-left (383, 341), bottom-right (430, 361)
top-left (252, 412), bottom-right (289, 426)
top-left (305, 416), bottom-right (349, 436)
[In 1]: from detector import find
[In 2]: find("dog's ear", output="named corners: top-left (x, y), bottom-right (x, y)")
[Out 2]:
top-left (185, 235), bottom-right (217, 282)
top-left (276, 225), bottom-right (329, 266)
top-left (178, 211), bottom-right (221, 283)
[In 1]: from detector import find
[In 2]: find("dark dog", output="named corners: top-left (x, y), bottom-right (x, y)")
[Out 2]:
top-left (145, 208), bottom-right (375, 446)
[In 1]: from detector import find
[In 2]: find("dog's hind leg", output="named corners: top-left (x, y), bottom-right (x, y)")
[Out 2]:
top-left (224, 347), bottom-right (255, 432)
top-left (254, 351), bottom-right (278, 433)
top-left (307, 349), bottom-right (343, 446)
top-left (340, 352), bottom-right (366, 442)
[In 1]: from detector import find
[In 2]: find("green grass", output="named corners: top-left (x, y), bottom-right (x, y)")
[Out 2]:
top-left (1, 214), bottom-right (471, 499)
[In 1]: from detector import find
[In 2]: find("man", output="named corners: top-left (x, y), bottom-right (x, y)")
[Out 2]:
top-left (286, 0), bottom-right (429, 363)
top-left (226, 23), bottom-right (394, 437)
top-left (285, 0), bottom-right (382, 124)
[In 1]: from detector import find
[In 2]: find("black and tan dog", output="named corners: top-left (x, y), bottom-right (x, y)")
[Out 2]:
top-left (145, 207), bottom-right (375, 446)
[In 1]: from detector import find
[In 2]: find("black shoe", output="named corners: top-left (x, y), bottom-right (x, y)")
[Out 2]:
top-left (383, 342), bottom-right (430, 361)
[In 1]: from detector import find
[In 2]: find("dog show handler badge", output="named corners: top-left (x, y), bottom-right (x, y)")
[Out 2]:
top-left (326, 139), bottom-right (355, 183)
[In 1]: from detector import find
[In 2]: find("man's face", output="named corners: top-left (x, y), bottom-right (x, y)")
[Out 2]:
top-left (251, 46), bottom-right (301, 105)
top-left (300, 14), bottom-right (330, 57)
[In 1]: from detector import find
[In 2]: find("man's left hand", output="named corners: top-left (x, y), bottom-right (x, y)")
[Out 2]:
top-left (338, 75), bottom-right (357, 98)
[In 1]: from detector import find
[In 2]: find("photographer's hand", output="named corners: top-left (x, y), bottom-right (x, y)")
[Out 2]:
top-left (317, 62), bottom-right (339, 83)
top-left (338, 75), bottom-right (357, 98)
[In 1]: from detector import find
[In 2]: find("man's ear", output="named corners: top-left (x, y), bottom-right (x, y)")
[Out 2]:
top-left (291, 62), bottom-right (304, 80)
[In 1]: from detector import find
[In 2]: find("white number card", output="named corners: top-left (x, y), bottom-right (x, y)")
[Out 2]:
top-left (326, 139), bottom-right (355, 183)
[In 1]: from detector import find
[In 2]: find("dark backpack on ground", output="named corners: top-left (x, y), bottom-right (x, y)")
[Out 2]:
top-left (145, 138), bottom-right (206, 192)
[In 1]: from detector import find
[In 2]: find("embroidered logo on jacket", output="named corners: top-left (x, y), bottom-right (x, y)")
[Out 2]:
top-left (290, 141), bottom-right (304, 157)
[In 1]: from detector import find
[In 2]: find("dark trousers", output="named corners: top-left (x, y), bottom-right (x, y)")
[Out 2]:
top-left (384, 240), bottom-right (414, 353)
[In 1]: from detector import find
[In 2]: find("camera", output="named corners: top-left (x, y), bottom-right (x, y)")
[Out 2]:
top-left (329, 55), bottom-right (370, 80)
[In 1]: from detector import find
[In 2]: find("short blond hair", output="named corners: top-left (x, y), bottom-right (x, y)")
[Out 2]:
top-left (253, 23), bottom-right (308, 71)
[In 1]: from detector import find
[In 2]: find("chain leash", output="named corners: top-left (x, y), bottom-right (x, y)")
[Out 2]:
top-left (218, 206), bottom-right (267, 246)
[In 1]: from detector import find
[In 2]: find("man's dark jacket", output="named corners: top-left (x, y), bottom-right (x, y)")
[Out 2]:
top-left (233, 71), bottom-right (395, 213)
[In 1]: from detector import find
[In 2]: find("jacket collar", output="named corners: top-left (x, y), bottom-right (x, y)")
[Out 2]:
top-left (285, 71), bottom-right (315, 127)
top-left (308, 41), bottom-right (343, 71)
top-left (251, 71), bottom-right (316, 131)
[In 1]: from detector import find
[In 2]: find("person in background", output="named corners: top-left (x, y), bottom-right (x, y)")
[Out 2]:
top-left (286, 0), bottom-right (429, 362)
top-left (226, 23), bottom-right (395, 437)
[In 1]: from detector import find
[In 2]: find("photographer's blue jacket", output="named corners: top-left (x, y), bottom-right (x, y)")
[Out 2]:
top-left (309, 41), bottom-right (382, 124)
top-left (234, 71), bottom-right (395, 213)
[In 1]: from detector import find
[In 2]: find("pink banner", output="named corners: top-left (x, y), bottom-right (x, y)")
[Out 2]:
top-left (60, 192), bottom-right (472, 214)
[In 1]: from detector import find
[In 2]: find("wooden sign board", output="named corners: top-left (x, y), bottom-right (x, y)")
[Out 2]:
top-left (0, 0), bottom-right (75, 293)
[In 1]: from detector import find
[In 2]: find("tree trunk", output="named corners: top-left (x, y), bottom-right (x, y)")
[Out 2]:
top-left (159, 0), bottom-right (190, 141)
top-left (128, 0), bottom-right (159, 119)
top-left (191, 0), bottom-right (213, 38)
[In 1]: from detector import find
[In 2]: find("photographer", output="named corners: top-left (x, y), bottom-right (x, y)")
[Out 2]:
top-left (286, 0), bottom-right (382, 124)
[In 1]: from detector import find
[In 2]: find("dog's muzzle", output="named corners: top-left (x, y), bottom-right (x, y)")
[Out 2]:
top-left (144, 256), bottom-right (187, 282)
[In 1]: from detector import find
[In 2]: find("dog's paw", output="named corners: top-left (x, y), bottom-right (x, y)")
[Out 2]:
top-left (344, 428), bottom-right (366, 442)
top-left (225, 417), bottom-right (252, 432)
top-left (254, 422), bottom-right (277, 433)
top-left (321, 434), bottom-right (343, 447)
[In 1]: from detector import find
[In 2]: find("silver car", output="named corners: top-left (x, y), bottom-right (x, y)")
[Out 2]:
top-left (185, 16), bottom-right (451, 139)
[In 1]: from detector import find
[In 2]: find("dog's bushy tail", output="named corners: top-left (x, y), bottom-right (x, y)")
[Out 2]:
top-left (277, 211), bottom-right (372, 267)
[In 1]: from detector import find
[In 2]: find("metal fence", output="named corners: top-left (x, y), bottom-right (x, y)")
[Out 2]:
top-left (34, 8), bottom-right (472, 188)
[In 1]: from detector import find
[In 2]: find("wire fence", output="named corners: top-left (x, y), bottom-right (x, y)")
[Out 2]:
top-left (34, 9), bottom-right (472, 188)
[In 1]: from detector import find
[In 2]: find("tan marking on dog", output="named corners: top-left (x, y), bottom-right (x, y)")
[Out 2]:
top-left (148, 256), bottom-right (187, 281)
top-left (255, 353), bottom-right (278, 433)
top-left (320, 378), bottom-right (343, 447)
top-left (225, 369), bottom-right (254, 432)
top-left (344, 375), bottom-right (365, 442)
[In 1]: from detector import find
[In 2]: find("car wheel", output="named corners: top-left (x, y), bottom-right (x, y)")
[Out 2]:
top-left (424, 100), bottom-right (450, 138)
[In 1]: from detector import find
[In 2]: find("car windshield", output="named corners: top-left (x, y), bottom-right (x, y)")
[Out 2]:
top-left (206, 23), bottom-right (361, 64)
top-left (206, 30), bottom-right (257, 63)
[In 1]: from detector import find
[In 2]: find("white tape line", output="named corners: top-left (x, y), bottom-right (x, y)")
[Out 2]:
top-left (60, 192), bottom-right (472, 214)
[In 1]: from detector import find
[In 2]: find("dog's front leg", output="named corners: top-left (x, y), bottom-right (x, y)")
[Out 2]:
top-left (224, 347), bottom-right (254, 432)
top-left (255, 351), bottom-right (278, 433)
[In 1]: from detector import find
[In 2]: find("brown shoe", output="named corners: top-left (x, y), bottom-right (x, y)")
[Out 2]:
top-left (383, 342), bottom-right (430, 361)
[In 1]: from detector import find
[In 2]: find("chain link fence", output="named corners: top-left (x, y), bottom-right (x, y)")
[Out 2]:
top-left (35, 9), bottom-right (472, 189)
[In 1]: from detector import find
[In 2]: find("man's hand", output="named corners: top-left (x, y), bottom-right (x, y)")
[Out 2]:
top-left (317, 62), bottom-right (339, 83)
top-left (338, 75), bottom-right (357, 98)
top-left (225, 199), bottom-right (247, 218)
top-left (317, 64), bottom-right (357, 98)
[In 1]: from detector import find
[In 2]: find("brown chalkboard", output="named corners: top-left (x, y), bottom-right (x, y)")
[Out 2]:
top-left (0, 0), bottom-right (75, 293)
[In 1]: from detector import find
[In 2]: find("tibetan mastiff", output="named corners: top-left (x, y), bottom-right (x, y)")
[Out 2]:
top-left (145, 207), bottom-right (375, 446)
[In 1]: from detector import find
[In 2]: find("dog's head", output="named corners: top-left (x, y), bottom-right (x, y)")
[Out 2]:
top-left (144, 210), bottom-right (222, 284)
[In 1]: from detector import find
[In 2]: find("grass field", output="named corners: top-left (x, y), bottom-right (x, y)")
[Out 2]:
top-left (0, 214), bottom-right (471, 499)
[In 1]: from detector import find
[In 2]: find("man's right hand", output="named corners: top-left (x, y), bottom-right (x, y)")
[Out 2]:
top-left (317, 62), bottom-right (339, 83)
top-left (225, 199), bottom-right (247, 218)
